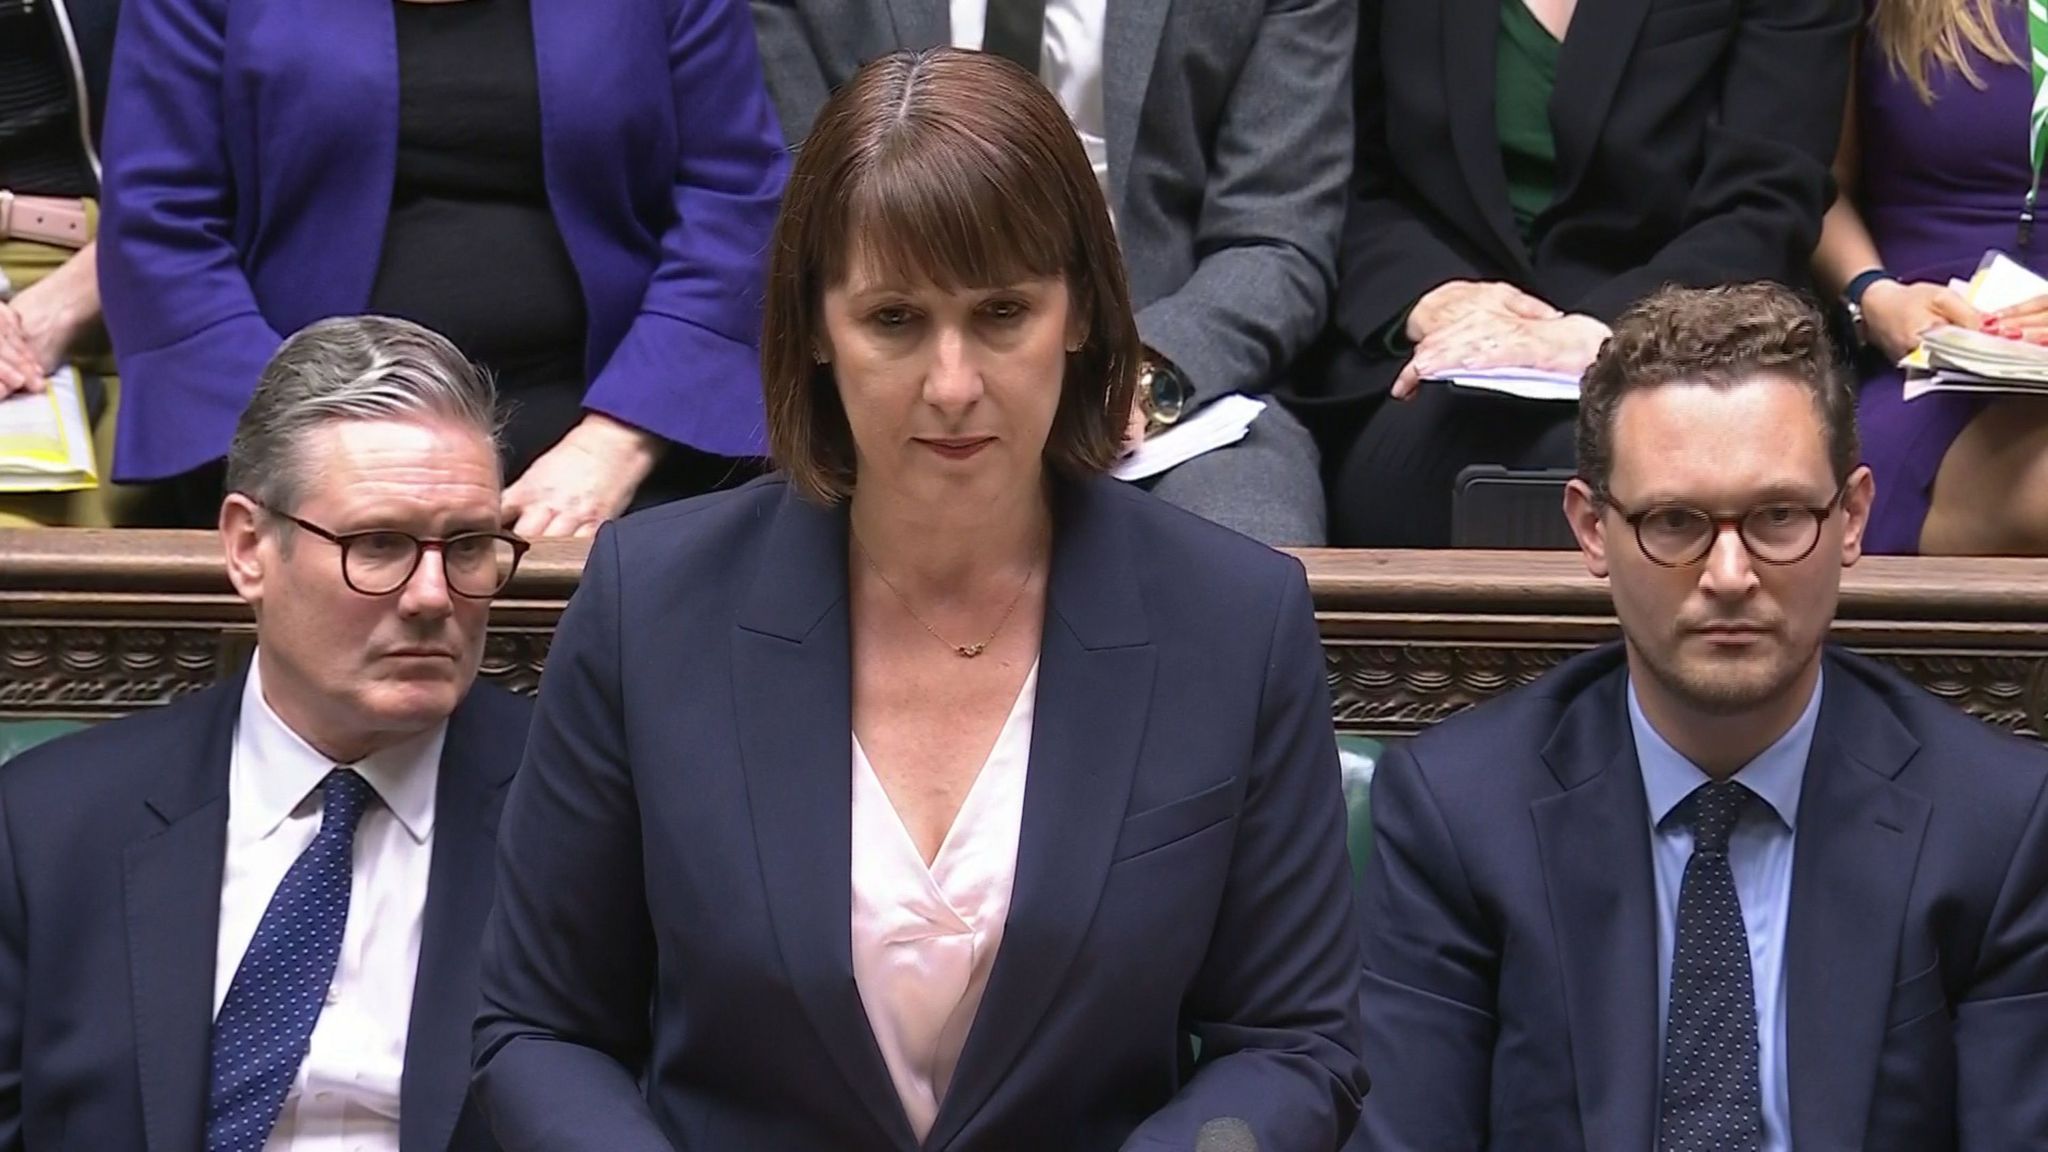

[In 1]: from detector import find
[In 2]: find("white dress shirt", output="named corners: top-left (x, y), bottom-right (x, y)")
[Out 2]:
top-left (951, 0), bottom-right (1112, 212)
top-left (851, 662), bottom-right (1038, 1142)
top-left (215, 653), bottom-right (444, 1152)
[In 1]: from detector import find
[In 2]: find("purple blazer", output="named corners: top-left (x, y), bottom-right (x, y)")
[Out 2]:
top-left (98, 0), bottom-right (789, 482)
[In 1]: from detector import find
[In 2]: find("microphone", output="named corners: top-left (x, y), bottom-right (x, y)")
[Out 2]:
top-left (1194, 1117), bottom-right (1259, 1152)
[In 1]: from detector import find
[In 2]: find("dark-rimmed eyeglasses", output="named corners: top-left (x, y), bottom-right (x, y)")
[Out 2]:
top-left (247, 498), bottom-right (530, 598)
top-left (1598, 483), bottom-right (1846, 568)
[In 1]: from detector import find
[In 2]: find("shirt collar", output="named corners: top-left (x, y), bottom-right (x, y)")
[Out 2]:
top-left (237, 651), bottom-right (444, 843)
top-left (1628, 667), bottom-right (1822, 833)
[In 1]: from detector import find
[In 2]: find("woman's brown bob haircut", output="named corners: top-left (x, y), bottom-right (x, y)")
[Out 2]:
top-left (761, 47), bottom-right (1143, 504)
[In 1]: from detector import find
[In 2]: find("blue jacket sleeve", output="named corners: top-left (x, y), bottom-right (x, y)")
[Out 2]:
top-left (472, 525), bottom-right (673, 1151)
top-left (1954, 774), bottom-right (2048, 1148)
top-left (97, 0), bottom-right (283, 480)
top-left (581, 0), bottom-right (790, 457)
top-left (1121, 568), bottom-right (1369, 1150)
top-left (0, 776), bottom-right (25, 1152)
top-left (1344, 741), bottom-right (1498, 1151)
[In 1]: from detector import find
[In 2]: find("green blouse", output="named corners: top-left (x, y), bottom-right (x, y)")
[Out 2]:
top-left (1496, 0), bottom-right (1560, 242)
top-left (1381, 0), bottom-right (1563, 354)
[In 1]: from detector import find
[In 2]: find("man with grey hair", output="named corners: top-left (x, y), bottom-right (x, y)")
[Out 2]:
top-left (0, 315), bottom-right (530, 1152)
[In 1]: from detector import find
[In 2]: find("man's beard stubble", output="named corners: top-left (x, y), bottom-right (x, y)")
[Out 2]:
top-left (1629, 626), bottom-right (1818, 718)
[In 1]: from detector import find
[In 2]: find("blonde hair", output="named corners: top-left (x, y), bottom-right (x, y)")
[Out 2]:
top-left (1873, 0), bottom-right (2021, 103)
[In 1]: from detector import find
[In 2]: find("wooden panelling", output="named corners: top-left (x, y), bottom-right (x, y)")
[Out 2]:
top-left (4, 532), bottom-right (2044, 740)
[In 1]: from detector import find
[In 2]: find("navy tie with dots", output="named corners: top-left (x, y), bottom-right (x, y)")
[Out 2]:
top-left (1658, 780), bottom-right (1762, 1152)
top-left (205, 768), bottom-right (374, 1152)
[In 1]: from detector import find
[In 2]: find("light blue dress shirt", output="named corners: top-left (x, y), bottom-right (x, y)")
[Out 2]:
top-left (1628, 672), bottom-right (1822, 1152)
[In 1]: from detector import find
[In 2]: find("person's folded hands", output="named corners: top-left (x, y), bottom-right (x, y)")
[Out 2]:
top-left (1397, 313), bottom-right (1610, 399)
top-left (0, 248), bottom-right (100, 397)
top-left (1858, 279), bottom-right (1980, 363)
top-left (1405, 279), bottom-right (1560, 344)
top-left (0, 303), bottom-right (47, 398)
top-left (501, 412), bottom-right (662, 539)
top-left (1985, 290), bottom-right (2048, 343)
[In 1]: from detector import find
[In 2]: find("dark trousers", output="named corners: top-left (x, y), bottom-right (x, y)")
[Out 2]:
top-left (1330, 383), bottom-right (1577, 547)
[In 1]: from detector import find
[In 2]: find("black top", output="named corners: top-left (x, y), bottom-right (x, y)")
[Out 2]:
top-left (0, 0), bottom-right (97, 198)
top-left (368, 0), bottom-right (588, 470)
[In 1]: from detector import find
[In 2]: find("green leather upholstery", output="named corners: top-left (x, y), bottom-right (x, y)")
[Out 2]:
top-left (1337, 735), bottom-right (1380, 884)
top-left (0, 720), bottom-right (89, 766)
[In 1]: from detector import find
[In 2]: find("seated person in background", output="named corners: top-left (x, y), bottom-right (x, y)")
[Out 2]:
top-left (98, 0), bottom-right (788, 536)
top-left (0, 0), bottom-right (140, 527)
top-left (1303, 0), bottom-right (1857, 546)
top-left (1814, 0), bottom-right (2048, 555)
top-left (474, 49), bottom-right (1366, 1152)
top-left (749, 0), bottom-right (1354, 545)
top-left (1353, 283), bottom-right (2048, 1151)
top-left (0, 316), bottom-right (533, 1152)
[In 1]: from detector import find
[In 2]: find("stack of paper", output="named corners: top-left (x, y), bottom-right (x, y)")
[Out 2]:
top-left (1911, 325), bottom-right (2048, 398)
top-left (1112, 393), bottom-right (1267, 482)
top-left (1429, 366), bottom-right (1581, 402)
top-left (1902, 251), bottom-right (2048, 400)
top-left (0, 366), bottom-right (98, 492)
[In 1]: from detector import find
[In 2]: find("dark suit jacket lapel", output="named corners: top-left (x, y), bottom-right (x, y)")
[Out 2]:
top-left (1530, 667), bottom-right (1659, 1152)
top-left (1784, 662), bottom-right (1928, 1151)
top-left (732, 489), bottom-right (919, 1151)
top-left (1548, 0), bottom-right (1649, 211)
top-left (925, 478), bottom-right (1154, 1152)
top-left (1442, 0), bottom-right (1531, 275)
top-left (401, 691), bottom-right (519, 1152)
top-left (125, 674), bottom-right (244, 1152)
top-left (1103, 0), bottom-right (1171, 215)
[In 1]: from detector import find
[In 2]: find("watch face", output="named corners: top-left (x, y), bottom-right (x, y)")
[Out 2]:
top-left (1150, 365), bottom-right (1189, 422)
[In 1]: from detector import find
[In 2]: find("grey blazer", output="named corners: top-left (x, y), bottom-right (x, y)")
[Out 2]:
top-left (750, 0), bottom-right (1356, 407)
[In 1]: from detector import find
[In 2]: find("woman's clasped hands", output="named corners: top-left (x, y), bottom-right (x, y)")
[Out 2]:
top-left (1393, 279), bottom-right (1611, 399)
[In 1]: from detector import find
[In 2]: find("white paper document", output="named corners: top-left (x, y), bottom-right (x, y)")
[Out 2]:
top-left (1958, 251), bottom-right (2046, 312)
top-left (0, 366), bottom-right (97, 492)
top-left (1901, 372), bottom-right (2044, 400)
top-left (1112, 393), bottom-right (1267, 482)
top-left (1431, 366), bottom-right (1582, 402)
top-left (1900, 252), bottom-right (2048, 399)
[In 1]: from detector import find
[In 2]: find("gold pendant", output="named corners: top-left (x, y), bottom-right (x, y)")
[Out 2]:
top-left (955, 643), bottom-right (987, 658)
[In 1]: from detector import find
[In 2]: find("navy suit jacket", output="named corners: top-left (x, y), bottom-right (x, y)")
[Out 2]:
top-left (0, 669), bottom-right (532, 1152)
top-left (473, 475), bottom-right (1367, 1151)
top-left (1351, 644), bottom-right (2048, 1152)
top-left (97, 0), bottom-right (788, 480)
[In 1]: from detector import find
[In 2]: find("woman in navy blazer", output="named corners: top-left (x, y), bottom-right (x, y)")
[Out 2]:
top-left (473, 49), bottom-right (1367, 1152)
top-left (96, 0), bottom-right (787, 532)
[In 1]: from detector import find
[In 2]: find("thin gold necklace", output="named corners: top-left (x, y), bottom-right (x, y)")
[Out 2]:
top-left (852, 533), bottom-right (1038, 658)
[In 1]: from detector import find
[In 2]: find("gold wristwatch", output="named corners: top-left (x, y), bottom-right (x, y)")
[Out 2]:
top-left (1138, 358), bottom-right (1190, 431)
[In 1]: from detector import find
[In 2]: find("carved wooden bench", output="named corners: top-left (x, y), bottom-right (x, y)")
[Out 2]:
top-left (4, 531), bottom-right (2045, 742)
